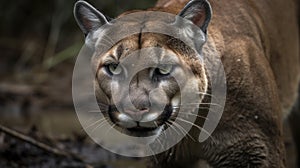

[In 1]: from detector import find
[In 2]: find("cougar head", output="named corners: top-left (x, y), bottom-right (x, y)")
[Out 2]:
top-left (74, 0), bottom-right (212, 137)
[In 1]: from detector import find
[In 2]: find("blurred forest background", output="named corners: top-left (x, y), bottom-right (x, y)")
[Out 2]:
top-left (0, 0), bottom-right (156, 167)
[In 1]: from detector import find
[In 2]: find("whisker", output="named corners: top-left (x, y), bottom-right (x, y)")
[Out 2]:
top-left (166, 121), bottom-right (182, 137)
top-left (195, 91), bottom-right (213, 96)
top-left (197, 107), bottom-right (222, 113)
top-left (200, 103), bottom-right (223, 108)
top-left (156, 136), bottom-right (164, 150)
top-left (96, 106), bottom-right (109, 112)
top-left (154, 121), bottom-right (168, 139)
top-left (176, 117), bottom-right (216, 143)
top-left (173, 106), bottom-right (220, 114)
top-left (91, 119), bottom-right (109, 133)
top-left (177, 112), bottom-right (208, 120)
top-left (88, 110), bottom-right (102, 113)
top-left (173, 121), bottom-right (196, 142)
top-left (167, 121), bottom-right (195, 142)
top-left (148, 146), bottom-right (159, 164)
top-left (154, 121), bottom-right (159, 128)
top-left (85, 118), bottom-right (106, 130)
top-left (179, 103), bottom-right (223, 108)
top-left (104, 123), bottom-right (116, 136)
top-left (195, 92), bottom-right (219, 100)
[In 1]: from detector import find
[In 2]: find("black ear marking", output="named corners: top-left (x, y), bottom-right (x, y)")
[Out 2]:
top-left (74, 0), bottom-right (110, 36)
top-left (179, 0), bottom-right (212, 33)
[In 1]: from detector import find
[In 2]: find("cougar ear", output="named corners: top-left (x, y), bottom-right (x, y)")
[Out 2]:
top-left (179, 0), bottom-right (212, 33)
top-left (74, 1), bottom-right (110, 36)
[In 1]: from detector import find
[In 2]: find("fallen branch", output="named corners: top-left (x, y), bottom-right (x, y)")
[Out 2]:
top-left (0, 124), bottom-right (92, 167)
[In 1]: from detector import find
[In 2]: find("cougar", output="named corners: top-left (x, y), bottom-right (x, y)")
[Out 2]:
top-left (74, 0), bottom-right (299, 167)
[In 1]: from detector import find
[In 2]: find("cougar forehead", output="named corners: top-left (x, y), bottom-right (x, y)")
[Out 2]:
top-left (95, 33), bottom-right (205, 74)
top-left (99, 33), bottom-right (179, 63)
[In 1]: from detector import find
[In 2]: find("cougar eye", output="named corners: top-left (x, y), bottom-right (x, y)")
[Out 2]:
top-left (156, 65), bottom-right (173, 76)
top-left (106, 63), bottom-right (122, 75)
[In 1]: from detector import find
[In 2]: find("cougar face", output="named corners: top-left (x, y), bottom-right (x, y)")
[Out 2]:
top-left (94, 34), bottom-right (207, 137)
top-left (74, 0), bottom-right (211, 137)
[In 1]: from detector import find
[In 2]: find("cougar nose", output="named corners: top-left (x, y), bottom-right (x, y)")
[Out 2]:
top-left (123, 108), bottom-right (149, 121)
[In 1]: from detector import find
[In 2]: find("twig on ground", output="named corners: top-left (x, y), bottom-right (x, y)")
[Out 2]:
top-left (0, 124), bottom-right (93, 168)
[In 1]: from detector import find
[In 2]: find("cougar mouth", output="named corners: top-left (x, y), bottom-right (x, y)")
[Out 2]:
top-left (106, 104), bottom-right (175, 137)
top-left (127, 126), bottom-right (158, 132)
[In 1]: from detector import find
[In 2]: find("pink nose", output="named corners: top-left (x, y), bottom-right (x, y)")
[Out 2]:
top-left (123, 108), bottom-right (149, 121)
